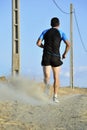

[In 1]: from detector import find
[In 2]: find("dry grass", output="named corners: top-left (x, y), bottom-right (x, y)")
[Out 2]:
top-left (58, 87), bottom-right (87, 95)
top-left (38, 82), bottom-right (87, 97)
top-left (0, 76), bottom-right (7, 82)
top-left (0, 78), bottom-right (87, 96)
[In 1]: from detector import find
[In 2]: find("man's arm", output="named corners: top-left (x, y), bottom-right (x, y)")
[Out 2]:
top-left (36, 29), bottom-right (49, 48)
top-left (36, 38), bottom-right (44, 48)
top-left (62, 40), bottom-right (71, 59)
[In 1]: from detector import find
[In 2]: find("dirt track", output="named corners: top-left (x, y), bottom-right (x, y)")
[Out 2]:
top-left (0, 78), bottom-right (87, 130)
top-left (0, 95), bottom-right (87, 130)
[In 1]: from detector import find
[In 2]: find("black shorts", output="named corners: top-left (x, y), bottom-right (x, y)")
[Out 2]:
top-left (41, 53), bottom-right (63, 67)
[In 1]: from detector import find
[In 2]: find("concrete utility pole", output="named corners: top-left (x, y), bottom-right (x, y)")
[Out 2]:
top-left (12, 0), bottom-right (20, 75)
top-left (70, 3), bottom-right (74, 89)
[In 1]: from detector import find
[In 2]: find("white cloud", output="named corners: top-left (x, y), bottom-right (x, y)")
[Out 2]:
top-left (78, 66), bottom-right (87, 72)
top-left (64, 72), bottom-right (70, 77)
top-left (60, 71), bottom-right (70, 77)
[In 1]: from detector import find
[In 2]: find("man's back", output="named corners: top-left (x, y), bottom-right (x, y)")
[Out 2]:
top-left (43, 28), bottom-right (61, 56)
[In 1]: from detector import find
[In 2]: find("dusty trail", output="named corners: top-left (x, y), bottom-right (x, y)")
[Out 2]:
top-left (0, 77), bottom-right (87, 130)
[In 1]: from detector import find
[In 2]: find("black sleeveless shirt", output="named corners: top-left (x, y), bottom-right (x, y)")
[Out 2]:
top-left (43, 28), bottom-right (61, 57)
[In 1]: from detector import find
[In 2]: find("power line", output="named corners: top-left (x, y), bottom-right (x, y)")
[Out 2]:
top-left (52, 0), bottom-right (87, 53)
top-left (74, 9), bottom-right (87, 52)
top-left (52, 0), bottom-right (70, 14)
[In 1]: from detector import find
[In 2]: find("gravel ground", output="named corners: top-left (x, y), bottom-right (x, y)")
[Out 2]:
top-left (0, 94), bottom-right (87, 130)
top-left (0, 78), bottom-right (87, 130)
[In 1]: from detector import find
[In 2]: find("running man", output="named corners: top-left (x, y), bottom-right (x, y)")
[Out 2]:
top-left (36, 17), bottom-right (70, 103)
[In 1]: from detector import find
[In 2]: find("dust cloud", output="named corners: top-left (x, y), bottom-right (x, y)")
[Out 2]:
top-left (0, 77), bottom-right (49, 105)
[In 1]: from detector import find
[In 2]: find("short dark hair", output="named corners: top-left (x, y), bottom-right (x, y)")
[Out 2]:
top-left (51, 17), bottom-right (60, 27)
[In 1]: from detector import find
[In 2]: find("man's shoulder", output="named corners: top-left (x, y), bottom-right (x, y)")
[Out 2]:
top-left (58, 29), bottom-right (68, 41)
top-left (58, 29), bottom-right (64, 34)
top-left (39, 28), bottom-right (50, 40)
top-left (42, 28), bottom-right (50, 34)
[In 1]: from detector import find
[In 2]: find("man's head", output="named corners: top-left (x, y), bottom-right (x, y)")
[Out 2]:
top-left (51, 17), bottom-right (60, 27)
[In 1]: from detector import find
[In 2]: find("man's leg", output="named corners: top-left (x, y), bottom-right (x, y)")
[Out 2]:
top-left (52, 66), bottom-right (61, 102)
top-left (43, 66), bottom-right (51, 85)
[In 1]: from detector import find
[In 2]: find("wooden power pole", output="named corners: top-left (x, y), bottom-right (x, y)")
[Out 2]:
top-left (70, 3), bottom-right (74, 89)
top-left (12, 0), bottom-right (20, 75)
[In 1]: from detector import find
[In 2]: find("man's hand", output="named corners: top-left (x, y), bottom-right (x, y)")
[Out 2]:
top-left (36, 39), bottom-right (44, 48)
top-left (62, 40), bottom-right (70, 59)
top-left (62, 53), bottom-right (66, 59)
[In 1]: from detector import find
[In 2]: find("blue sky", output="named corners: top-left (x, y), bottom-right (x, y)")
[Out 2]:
top-left (0, 0), bottom-right (87, 87)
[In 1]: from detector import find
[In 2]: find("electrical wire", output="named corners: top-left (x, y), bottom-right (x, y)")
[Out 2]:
top-left (52, 0), bottom-right (87, 52)
top-left (52, 0), bottom-right (70, 14)
top-left (74, 9), bottom-right (87, 52)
